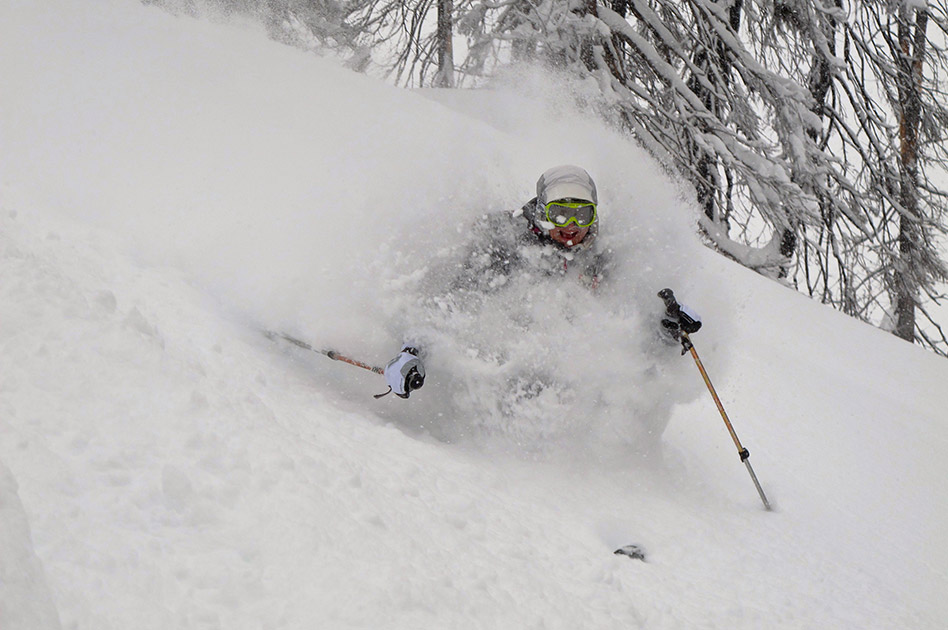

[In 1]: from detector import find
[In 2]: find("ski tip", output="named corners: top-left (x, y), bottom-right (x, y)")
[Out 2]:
top-left (614, 544), bottom-right (647, 561)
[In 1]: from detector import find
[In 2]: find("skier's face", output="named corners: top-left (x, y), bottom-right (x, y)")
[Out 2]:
top-left (549, 224), bottom-right (590, 248)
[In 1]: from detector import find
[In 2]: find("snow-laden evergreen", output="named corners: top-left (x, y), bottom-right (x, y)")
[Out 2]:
top-left (1, 1), bottom-right (946, 628)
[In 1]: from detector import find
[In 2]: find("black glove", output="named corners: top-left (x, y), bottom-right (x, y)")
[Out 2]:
top-left (658, 288), bottom-right (702, 339)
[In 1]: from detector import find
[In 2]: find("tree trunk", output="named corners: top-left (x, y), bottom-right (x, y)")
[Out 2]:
top-left (789, 0), bottom-right (840, 281)
top-left (893, 7), bottom-right (928, 342)
top-left (435, 0), bottom-right (455, 87)
top-left (690, 0), bottom-right (741, 229)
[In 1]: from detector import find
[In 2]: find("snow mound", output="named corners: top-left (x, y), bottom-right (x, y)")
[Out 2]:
top-left (0, 463), bottom-right (62, 630)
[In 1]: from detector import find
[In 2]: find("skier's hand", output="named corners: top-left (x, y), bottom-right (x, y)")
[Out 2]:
top-left (658, 288), bottom-right (702, 338)
top-left (677, 303), bottom-right (702, 334)
top-left (383, 346), bottom-right (426, 399)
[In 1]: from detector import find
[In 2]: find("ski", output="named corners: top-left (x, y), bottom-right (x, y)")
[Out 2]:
top-left (614, 544), bottom-right (646, 561)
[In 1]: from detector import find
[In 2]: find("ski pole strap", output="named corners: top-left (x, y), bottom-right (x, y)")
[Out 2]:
top-left (680, 333), bottom-right (694, 354)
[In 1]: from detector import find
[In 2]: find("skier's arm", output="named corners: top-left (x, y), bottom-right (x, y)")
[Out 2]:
top-left (581, 248), bottom-right (613, 290)
top-left (450, 212), bottom-right (526, 294)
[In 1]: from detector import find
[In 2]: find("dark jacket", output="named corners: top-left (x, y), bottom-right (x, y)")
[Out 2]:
top-left (450, 198), bottom-right (611, 293)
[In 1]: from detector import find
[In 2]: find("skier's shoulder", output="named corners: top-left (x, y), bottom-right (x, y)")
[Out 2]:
top-left (514, 197), bottom-right (541, 231)
top-left (471, 204), bottom-right (534, 245)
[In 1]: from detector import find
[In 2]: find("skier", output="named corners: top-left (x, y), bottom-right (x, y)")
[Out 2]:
top-left (448, 163), bottom-right (610, 294)
top-left (382, 164), bottom-right (701, 399)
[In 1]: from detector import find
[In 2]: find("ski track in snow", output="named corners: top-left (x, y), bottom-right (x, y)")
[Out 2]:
top-left (1, 1), bottom-right (947, 629)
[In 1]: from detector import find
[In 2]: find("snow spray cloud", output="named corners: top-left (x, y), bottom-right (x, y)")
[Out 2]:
top-left (369, 70), bottom-right (713, 455)
top-left (0, 0), bottom-right (717, 455)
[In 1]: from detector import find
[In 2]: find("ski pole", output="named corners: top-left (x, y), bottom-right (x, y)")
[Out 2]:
top-left (265, 331), bottom-right (385, 374)
top-left (266, 330), bottom-right (425, 399)
top-left (680, 331), bottom-right (772, 511)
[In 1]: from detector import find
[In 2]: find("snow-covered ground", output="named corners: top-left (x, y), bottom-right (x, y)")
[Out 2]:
top-left (1, 1), bottom-right (946, 628)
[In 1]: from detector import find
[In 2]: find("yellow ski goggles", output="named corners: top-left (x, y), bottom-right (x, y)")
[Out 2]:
top-left (544, 200), bottom-right (597, 228)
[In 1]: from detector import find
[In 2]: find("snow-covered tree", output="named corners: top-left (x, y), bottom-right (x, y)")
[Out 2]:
top-left (142, 0), bottom-right (948, 353)
top-left (451, 0), bottom-right (948, 353)
top-left (775, 0), bottom-right (948, 350)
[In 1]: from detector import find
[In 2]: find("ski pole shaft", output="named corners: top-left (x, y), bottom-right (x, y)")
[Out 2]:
top-left (682, 333), bottom-right (772, 511)
top-left (266, 331), bottom-right (385, 374)
top-left (323, 350), bottom-right (385, 375)
top-left (684, 335), bottom-right (743, 453)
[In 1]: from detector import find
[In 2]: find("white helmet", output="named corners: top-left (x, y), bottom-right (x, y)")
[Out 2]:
top-left (536, 165), bottom-right (598, 206)
top-left (528, 165), bottom-right (599, 244)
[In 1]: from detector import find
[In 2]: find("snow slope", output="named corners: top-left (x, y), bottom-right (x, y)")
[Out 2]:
top-left (1, 1), bottom-right (947, 628)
